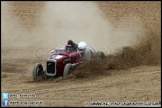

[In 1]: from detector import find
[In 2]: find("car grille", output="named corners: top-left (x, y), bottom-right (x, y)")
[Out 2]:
top-left (47, 61), bottom-right (56, 74)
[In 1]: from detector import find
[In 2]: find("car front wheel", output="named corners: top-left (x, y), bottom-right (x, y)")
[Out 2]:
top-left (63, 63), bottom-right (74, 77)
top-left (32, 63), bottom-right (44, 81)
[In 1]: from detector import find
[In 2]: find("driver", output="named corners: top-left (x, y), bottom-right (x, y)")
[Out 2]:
top-left (67, 40), bottom-right (78, 51)
top-left (77, 41), bottom-right (91, 60)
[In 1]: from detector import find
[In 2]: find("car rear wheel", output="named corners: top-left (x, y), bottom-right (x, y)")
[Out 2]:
top-left (63, 63), bottom-right (74, 77)
top-left (32, 63), bottom-right (44, 81)
top-left (96, 51), bottom-right (106, 61)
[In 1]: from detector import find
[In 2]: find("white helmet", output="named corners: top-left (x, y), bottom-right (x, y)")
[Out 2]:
top-left (77, 41), bottom-right (87, 53)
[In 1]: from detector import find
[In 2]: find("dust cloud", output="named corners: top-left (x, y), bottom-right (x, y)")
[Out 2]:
top-left (2, 1), bottom-right (146, 57)
top-left (36, 1), bottom-right (113, 52)
top-left (33, 1), bottom-right (147, 55)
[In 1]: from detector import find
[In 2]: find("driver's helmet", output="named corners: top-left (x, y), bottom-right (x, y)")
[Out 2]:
top-left (77, 41), bottom-right (87, 53)
top-left (66, 44), bottom-right (73, 51)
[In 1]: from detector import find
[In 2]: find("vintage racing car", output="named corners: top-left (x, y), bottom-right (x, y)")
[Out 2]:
top-left (32, 45), bottom-right (105, 81)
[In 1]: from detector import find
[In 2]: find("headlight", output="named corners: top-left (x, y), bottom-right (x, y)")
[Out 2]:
top-left (51, 50), bottom-right (55, 54)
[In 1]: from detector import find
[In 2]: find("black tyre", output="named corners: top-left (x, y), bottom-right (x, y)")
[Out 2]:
top-left (96, 51), bottom-right (106, 61)
top-left (32, 63), bottom-right (44, 81)
top-left (63, 63), bottom-right (74, 77)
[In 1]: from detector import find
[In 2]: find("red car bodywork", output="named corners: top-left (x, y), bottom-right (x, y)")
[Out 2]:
top-left (49, 50), bottom-right (80, 75)
top-left (31, 43), bottom-right (104, 81)
top-left (46, 46), bottom-right (95, 77)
